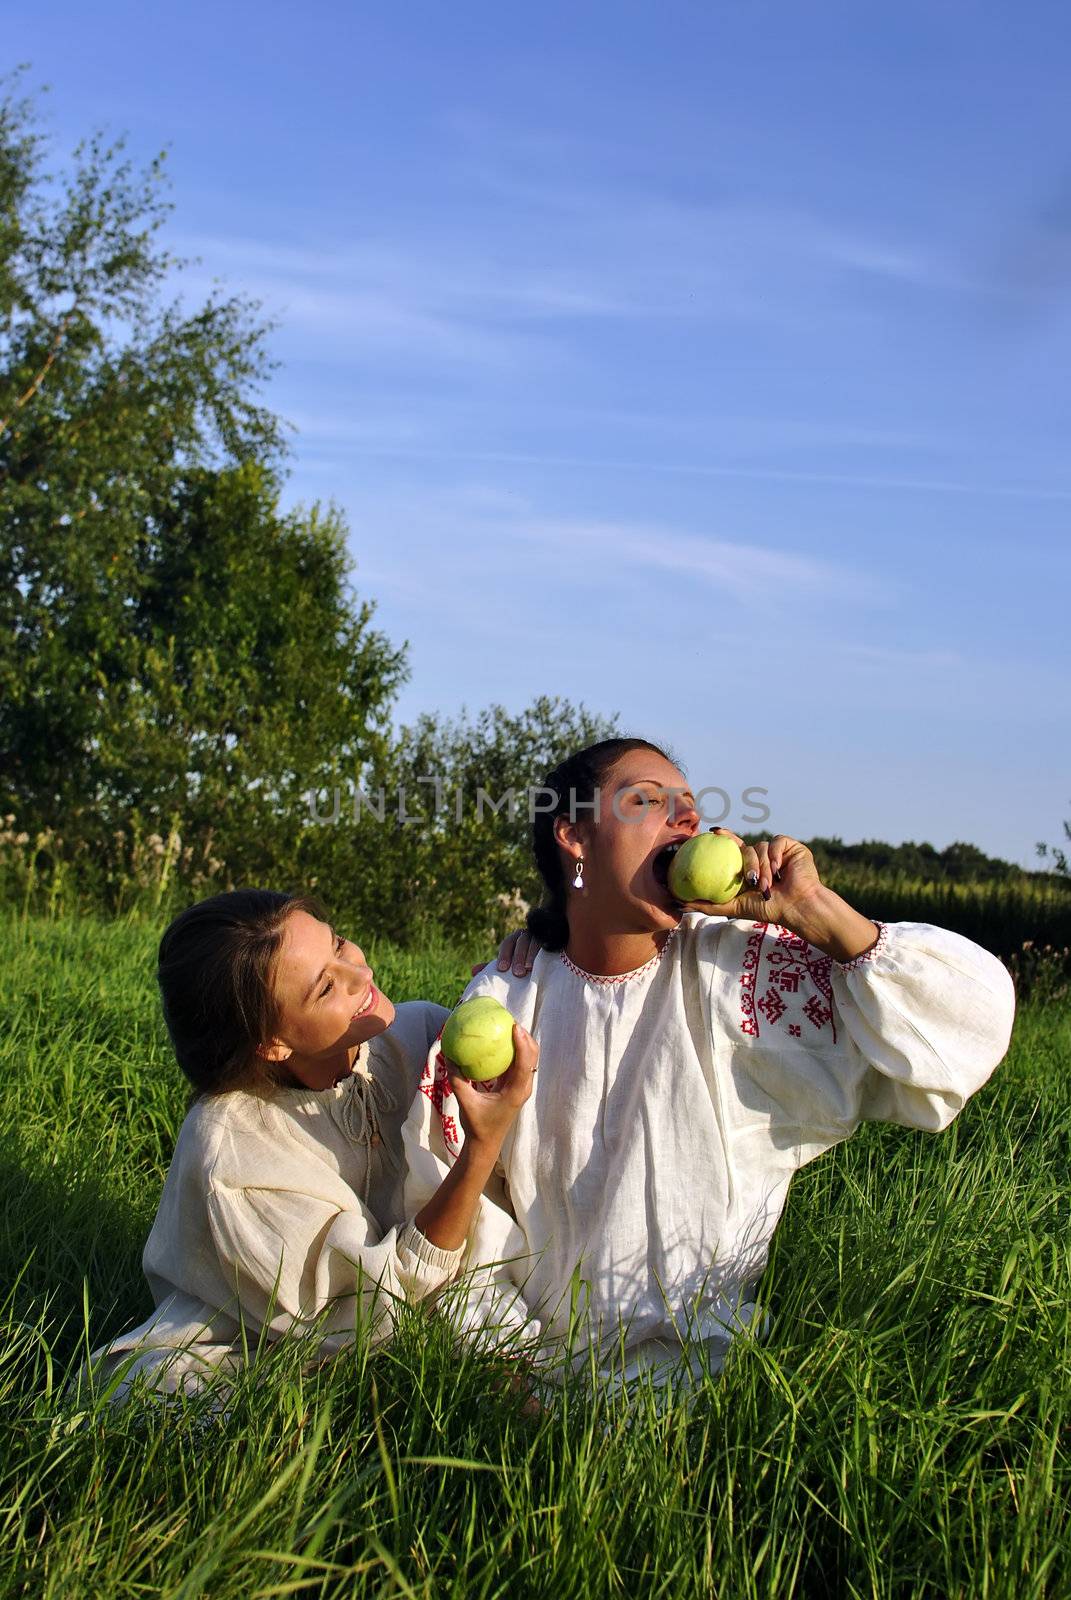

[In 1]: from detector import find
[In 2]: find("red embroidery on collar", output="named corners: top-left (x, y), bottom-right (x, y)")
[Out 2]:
top-left (560, 927), bottom-right (678, 986)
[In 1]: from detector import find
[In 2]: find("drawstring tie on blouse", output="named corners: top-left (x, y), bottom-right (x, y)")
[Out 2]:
top-left (337, 1063), bottom-right (401, 1204)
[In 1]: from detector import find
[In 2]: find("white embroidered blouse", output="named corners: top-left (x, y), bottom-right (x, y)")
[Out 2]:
top-left (401, 915), bottom-right (1016, 1385)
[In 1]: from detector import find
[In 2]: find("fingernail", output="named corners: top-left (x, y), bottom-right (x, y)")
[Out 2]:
top-left (762, 888), bottom-right (771, 902)
top-left (747, 871), bottom-right (759, 887)
top-left (773, 869), bottom-right (782, 882)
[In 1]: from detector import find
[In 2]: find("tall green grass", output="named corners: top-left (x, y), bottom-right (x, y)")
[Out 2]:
top-left (821, 866), bottom-right (1071, 984)
top-left (1, 913), bottom-right (1068, 1597)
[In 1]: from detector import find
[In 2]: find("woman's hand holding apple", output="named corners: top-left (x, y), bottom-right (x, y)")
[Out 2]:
top-left (444, 1023), bottom-right (538, 1155)
top-left (681, 829), bottom-right (881, 965)
top-left (682, 828), bottom-right (824, 925)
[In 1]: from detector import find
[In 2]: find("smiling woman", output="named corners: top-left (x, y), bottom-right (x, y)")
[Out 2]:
top-left (255, 908), bottom-right (396, 1092)
top-left (91, 890), bottom-right (537, 1402)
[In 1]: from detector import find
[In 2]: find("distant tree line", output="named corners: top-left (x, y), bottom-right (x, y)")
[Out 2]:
top-left (802, 836), bottom-right (1039, 885)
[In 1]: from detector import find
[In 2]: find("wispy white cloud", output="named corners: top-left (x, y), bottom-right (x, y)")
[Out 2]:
top-left (301, 478), bottom-right (1066, 739)
top-left (172, 171), bottom-right (979, 373)
top-left (167, 135), bottom-right (1028, 428)
top-left (300, 438), bottom-right (1071, 503)
top-left (177, 262), bottom-right (561, 369)
top-left (173, 226), bottom-right (632, 377)
top-left (832, 640), bottom-right (963, 670)
top-left (179, 231), bottom-right (632, 320)
top-left (448, 164), bottom-right (990, 305)
top-left (319, 480), bottom-right (886, 609)
top-left (284, 408), bottom-right (429, 447)
top-left (286, 400), bottom-right (939, 457)
top-left (549, 408), bottom-right (939, 454)
top-left (511, 517), bottom-right (884, 605)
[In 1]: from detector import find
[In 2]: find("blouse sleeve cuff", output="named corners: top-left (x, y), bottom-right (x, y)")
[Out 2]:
top-left (399, 1220), bottom-right (465, 1273)
top-left (833, 919), bottom-right (890, 972)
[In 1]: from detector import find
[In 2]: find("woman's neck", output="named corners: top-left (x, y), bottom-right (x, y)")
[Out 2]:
top-left (276, 1040), bottom-right (364, 1093)
top-left (564, 920), bottom-right (672, 978)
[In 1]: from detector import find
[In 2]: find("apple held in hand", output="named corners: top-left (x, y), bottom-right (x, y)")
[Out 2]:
top-left (440, 996), bottom-right (516, 1081)
top-left (668, 833), bottom-right (745, 905)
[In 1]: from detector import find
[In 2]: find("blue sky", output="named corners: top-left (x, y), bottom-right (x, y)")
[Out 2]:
top-left (13, 0), bottom-right (1071, 865)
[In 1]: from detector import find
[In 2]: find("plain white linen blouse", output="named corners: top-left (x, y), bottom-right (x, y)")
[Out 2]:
top-left (97, 1000), bottom-right (458, 1399)
top-left (402, 914), bottom-right (1016, 1386)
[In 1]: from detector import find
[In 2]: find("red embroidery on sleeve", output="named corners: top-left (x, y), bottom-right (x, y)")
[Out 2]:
top-left (419, 1036), bottom-right (463, 1160)
top-left (757, 985), bottom-right (786, 1026)
top-left (439, 1113), bottom-right (460, 1150)
top-left (740, 923), bottom-right (768, 1036)
top-left (802, 992), bottom-right (834, 1032)
top-left (739, 923), bottom-right (837, 1042)
top-left (803, 950), bottom-right (835, 1041)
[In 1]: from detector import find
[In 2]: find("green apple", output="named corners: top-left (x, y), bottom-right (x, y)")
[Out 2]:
top-left (668, 833), bottom-right (745, 905)
top-left (440, 996), bottom-right (516, 1081)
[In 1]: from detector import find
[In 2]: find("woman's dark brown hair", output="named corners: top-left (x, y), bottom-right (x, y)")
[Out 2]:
top-left (158, 889), bottom-right (325, 1097)
top-left (526, 737), bottom-right (676, 952)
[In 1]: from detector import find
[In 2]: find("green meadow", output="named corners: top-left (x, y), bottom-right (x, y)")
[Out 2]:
top-left (1, 911), bottom-right (1069, 1598)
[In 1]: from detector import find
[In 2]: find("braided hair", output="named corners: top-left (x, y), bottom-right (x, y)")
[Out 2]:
top-left (526, 738), bottom-right (675, 952)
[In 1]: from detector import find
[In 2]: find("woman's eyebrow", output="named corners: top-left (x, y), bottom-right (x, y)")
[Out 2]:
top-left (301, 964), bottom-right (327, 1004)
top-left (301, 928), bottom-right (337, 1004)
top-left (625, 777), bottom-right (696, 802)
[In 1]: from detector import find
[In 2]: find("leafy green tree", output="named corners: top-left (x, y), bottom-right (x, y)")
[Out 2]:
top-left (99, 464), bottom-right (406, 891)
top-left (302, 698), bottom-right (618, 945)
top-left (0, 77), bottom-right (404, 900)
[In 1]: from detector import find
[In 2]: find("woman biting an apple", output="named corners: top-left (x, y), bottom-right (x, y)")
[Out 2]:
top-left (406, 737), bottom-right (1017, 1394)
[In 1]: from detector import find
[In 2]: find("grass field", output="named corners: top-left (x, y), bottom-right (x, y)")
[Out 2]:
top-left (1, 912), bottom-right (1069, 1598)
top-left (817, 868), bottom-right (1071, 995)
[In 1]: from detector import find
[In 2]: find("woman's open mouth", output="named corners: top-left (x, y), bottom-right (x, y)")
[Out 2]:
top-left (652, 840), bottom-right (686, 891)
top-left (351, 984), bottom-right (378, 1021)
